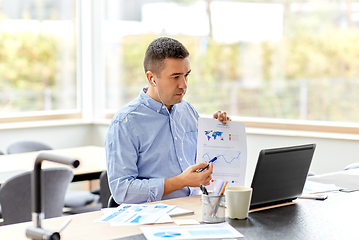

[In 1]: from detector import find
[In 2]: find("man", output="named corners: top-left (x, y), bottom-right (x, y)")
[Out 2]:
top-left (105, 37), bottom-right (230, 204)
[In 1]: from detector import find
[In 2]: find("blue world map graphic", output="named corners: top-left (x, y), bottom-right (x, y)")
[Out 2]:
top-left (204, 130), bottom-right (224, 141)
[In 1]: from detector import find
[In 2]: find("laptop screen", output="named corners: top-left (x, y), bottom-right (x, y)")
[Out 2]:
top-left (250, 144), bottom-right (316, 209)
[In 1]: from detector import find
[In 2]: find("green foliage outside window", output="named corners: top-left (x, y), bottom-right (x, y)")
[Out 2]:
top-left (1, 10), bottom-right (359, 122)
top-left (118, 28), bottom-right (359, 122)
top-left (0, 32), bottom-right (56, 89)
top-left (0, 30), bottom-right (57, 112)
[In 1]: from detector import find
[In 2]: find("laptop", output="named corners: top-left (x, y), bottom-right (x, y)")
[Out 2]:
top-left (250, 143), bottom-right (316, 209)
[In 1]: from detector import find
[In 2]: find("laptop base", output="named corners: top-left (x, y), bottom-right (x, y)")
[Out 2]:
top-left (250, 198), bottom-right (296, 210)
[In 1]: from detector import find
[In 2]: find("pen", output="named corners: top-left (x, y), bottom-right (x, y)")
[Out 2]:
top-left (218, 181), bottom-right (227, 196)
top-left (196, 156), bottom-right (219, 173)
top-left (201, 184), bottom-right (215, 212)
top-left (58, 217), bottom-right (72, 232)
top-left (298, 194), bottom-right (328, 200)
top-left (200, 184), bottom-right (209, 195)
top-left (210, 181), bottom-right (227, 217)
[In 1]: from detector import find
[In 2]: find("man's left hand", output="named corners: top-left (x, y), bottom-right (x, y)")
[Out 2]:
top-left (213, 111), bottom-right (231, 124)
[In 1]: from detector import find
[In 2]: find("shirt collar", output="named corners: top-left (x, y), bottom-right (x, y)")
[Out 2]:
top-left (140, 87), bottom-right (177, 115)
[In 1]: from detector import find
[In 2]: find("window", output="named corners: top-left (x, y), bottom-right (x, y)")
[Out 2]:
top-left (0, 0), bottom-right (78, 117)
top-left (102, 0), bottom-right (359, 127)
top-left (2, 1), bottom-right (358, 132)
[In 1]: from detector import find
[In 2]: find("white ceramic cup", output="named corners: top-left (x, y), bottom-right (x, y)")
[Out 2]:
top-left (225, 186), bottom-right (253, 219)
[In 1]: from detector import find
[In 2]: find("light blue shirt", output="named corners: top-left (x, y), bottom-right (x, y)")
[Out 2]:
top-left (105, 88), bottom-right (199, 204)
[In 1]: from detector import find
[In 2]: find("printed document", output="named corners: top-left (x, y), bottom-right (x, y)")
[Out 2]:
top-left (95, 203), bottom-right (176, 226)
top-left (303, 180), bottom-right (343, 194)
top-left (196, 117), bottom-right (247, 189)
top-left (141, 222), bottom-right (243, 240)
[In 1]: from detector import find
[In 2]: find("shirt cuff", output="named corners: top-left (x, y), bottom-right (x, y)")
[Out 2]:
top-left (189, 187), bottom-right (200, 196)
top-left (149, 178), bottom-right (165, 202)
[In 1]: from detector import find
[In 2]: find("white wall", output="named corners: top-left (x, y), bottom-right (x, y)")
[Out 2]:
top-left (1, 122), bottom-right (358, 186)
top-left (245, 132), bottom-right (359, 185)
top-left (0, 122), bottom-right (94, 153)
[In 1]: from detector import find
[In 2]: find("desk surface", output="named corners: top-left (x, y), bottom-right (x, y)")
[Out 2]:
top-left (0, 146), bottom-right (106, 184)
top-left (309, 168), bottom-right (359, 191)
top-left (1, 191), bottom-right (359, 240)
top-left (1, 169), bottom-right (359, 240)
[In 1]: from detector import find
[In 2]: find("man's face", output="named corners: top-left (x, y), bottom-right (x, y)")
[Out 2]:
top-left (154, 57), bottom-right (191, 109)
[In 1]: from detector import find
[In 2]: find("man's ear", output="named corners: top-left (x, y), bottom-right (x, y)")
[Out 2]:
top-left (146, 71), bottom-right (156, 87)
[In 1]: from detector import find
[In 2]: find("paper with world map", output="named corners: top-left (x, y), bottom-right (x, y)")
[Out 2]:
top-left (196, 117), bottom-right (247, 190)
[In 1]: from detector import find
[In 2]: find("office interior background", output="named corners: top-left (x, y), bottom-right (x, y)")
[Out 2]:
top-left (1, 0), bottom-right (359, 185)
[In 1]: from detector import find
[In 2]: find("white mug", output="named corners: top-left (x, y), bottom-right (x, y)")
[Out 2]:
top-left (225, 186), bottom-right (252, 219)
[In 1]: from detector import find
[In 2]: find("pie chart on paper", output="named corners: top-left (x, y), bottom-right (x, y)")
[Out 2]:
top-left (153, 232), bottom-right (182, 238)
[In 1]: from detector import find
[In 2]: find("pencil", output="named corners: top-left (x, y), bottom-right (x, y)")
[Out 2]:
top-left (218, 182), bottom-right (227, 196)
top-left (210, 181), bottom-right (228, 216)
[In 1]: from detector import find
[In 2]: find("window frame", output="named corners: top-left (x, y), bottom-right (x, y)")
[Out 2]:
top-left (1, 0), bottom-right (359, 137)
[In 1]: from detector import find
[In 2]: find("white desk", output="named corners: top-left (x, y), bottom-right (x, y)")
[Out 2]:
top-left (0, 146), bottom-right (106, 184)
top-left (308, 168), bottom-right (359, 191)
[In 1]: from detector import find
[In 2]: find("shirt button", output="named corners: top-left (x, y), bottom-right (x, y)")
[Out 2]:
top-left (175, 137), bottom-right (177, 140)
top-left (157, 110), bottom-right (159, 113)
top-left (162, 106), bottom-right (166, 109)
top-left (180, 158), bottom-right (183, 161)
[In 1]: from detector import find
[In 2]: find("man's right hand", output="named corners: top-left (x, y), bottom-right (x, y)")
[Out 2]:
top-left (164, 162), bottom-right (213, 196)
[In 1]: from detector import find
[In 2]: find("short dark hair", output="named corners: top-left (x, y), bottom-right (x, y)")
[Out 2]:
top-left (143, 37), bottom-right (189, 76)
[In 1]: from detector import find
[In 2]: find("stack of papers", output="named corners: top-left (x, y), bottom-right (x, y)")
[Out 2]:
top-left (302, 180), bottom-right (343, 194)
top-left (95, 204), bottom-right (245, 239)
top-left (94, 203), bottom-right (193, 226)
top-left (141, 222), bottom-right (243, 240)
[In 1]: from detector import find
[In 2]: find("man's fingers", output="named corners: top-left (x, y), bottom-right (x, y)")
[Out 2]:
top-left (213, 111), bottom-right (221, 119)
top-left (213, 111), bottom-right (231, 124)
top-left (221, 112), bottom-right (227, 123)
top-left (221, 111), bottom-right (227, 120)
top-left (193, 161), bottom-right (207, 169)
top-left (203, 176), bottom-right (212, 186)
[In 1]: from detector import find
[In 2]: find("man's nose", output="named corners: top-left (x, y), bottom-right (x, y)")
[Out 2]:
top-left (180, 76), bottom-right (188, 89)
